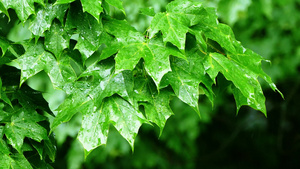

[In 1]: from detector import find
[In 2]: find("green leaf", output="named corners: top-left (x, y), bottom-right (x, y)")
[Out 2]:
top-left (103, 18), bottom-right (185, 87)
top-left (162, 47), bottom-right (214, 114)
top-left (31, 140), bottom-right (44, 160)
top-left (54, 0), bottom-right (75, 5)
top-left (197, 22), bottom-right (282, 96)
top-left (204, 53), bottom-right (267, 114)
top-left (0, 36), bottom-right (10, 56)
top-left (0, 1), bottom-right (9, 19)
top-left (0, 78), bottom-right (12, 107)
top-left (140, 7), bottom-right (155, 17)
top-left (8, 42), bottom-right (76, 88)
top-left (134, 75), bottom-right (173, 134)
top-left (0, 126), bottom-right (10, 155)
top-left (1, 0), bottom-right (44, 22)
top-left (148, 0), bottom-right (210, 50)
top-left (9, 153), bottom-right (33, 169)
top-left (45, 22), bottom-right (70, 58)
top-left (51, 58), bottom-right (135, 130)
top-left (3, 108), bottom-right (48, 153)
top-left (115, 37), bottom-right (185, 87)
top-left (105, 0), bottom-right (125, 15)
top-left (193, 23), bottom-right (236, 54)
top-left (66, 2), bottom-right (104, 59)
top-left (44, 136), bottom-right (57, 162)
top-left (78, 95), bottom-right (147, 152)
top-left (80, 0), bottom-right (103, 22)
top-left (29, 3), bottom-right (69, 36)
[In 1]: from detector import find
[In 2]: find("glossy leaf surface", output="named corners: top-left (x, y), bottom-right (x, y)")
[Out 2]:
top-left (29, 3), bottom-right (68, 36)
top-left (0, 0), bottom-right (281, 166)
top-left (0, 0), bottom-right (44, 22)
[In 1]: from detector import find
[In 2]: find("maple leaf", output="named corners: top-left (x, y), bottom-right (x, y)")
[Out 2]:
top-left (0, 78), bottom-right (12, 107)
top-left (29, 3), bottom-right (69, 36)
top-left (50, 57), bottom-right (148, 151)
top-left (194, 22), bottom-right (282, 111)
top-left (78, 95), bottom-right (147, 152)
top-left (133, 72), bottom-right (173, 134)
top-left (148, 0), bottom-right (213, 50)
top-left (55, 0), bottom-right (117, 22)
top-left (65, 1), bottom-right (104, 59)
top-left (52, 58), bottom-right (136, 127)
top-left (102, 17), bottom-right (185, 87)
top-left (161, 47), bottom-right (214, 114)
top-left (8, 42), bottom-right (76, 88)
top-left (203, 53), bottom-right (267, 114)
top-left (0, 1), bottom-right (9, 19)
top-left (0, 36), bottom-right (10, 56)
top-left (105, 0), bottom-right (125, 14)
top-left (80, 0), bottom-right (103, 22)
top-left (0, 0), bottom-right (44, 22)
top-left (55, 0), bottom-right (75, 5)
top-left (2, 108), bottom-right (48, 153)
top-left (45, 21), bottom-right (70, 58)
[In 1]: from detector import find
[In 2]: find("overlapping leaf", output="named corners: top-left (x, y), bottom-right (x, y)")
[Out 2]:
top-left (161, 47), bottom-right (214, 114)
top-left (52, 58), bottom-right (147, 151)
top-left (8, 42), bottom-right (76, 88)
top-left (105, 0), bottom-right (125, 14)
top-left (45, 22), bottom-right (70, 58)
top-left (80, 0), bottom-right (103, 22)
top-left (148, 0), bottom-right (215, 50)
top-left (0, 1), bottom-right (9, 19)
top-left (0, 36), bottom-right (10, 56)
top-left (65, 2), bottom-right (104, 59)
top-left (0, 78), bottom-right (12, 107)
top-left (29, 3), bottom-right (69, 36)
top-left (78, 95), bottom-right (146, 152)
top-left (2, 108), bottom-right (48, 153)
top-left (102, 17), bottom-right (185, 86)
top-left (133, 74), bottom-right (173, 134)
top-left (51, 58), bottom-right (135, 129)
top-left (203, 53), bottom-right (267, 114)
top-left (0, 0), bottom-right (44, 22)
top-left (0, 0), bottom-right (282, 163)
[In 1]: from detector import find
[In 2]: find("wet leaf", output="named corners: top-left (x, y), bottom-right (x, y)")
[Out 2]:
top-left (204, 53), bottom-right (267, 114)
top-left (65, 2), bottom-right (104, 59)
top-left (134, 75), bottom-right (173, 134)
top-left (80, 0), bottom-right (103, 22)
top-left (78, 95), bottom-right (147, 152)
top-left (148, 0), bottom-right (211, 50)
top-left (105, 0), bottom-right (125, 14)
top-left (54, 0), bottom-right (75, 5)
top-left (3, 108), bottom-right (48, 153)
top-left (51, 58), bottom-right (135, 130)
top-left (8, 42), bottom-right (76, 88)
top-left (103, 17), bottom-right (185, 86)
top-left (29, 3), bottom-right (69, 36)
top-left (0, 36), bottom-right (10, 56)
top-left (162, 48), bottom-right (214, 114)
top-left (45, 22), bottom-right (70, 58)
top-left (0, 0), bottom-right (44, 22)
top-left (0, 1), bottom-right (9, 19)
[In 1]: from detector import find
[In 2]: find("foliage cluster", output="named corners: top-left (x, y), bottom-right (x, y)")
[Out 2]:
top-left (0, 0), bottom-right (282, 168)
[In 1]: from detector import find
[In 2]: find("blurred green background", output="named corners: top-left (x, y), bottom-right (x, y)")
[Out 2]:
top-left (2, 0), bottom-right (300, 168)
